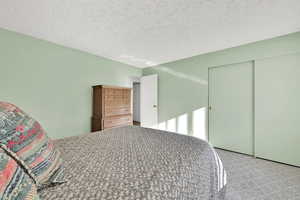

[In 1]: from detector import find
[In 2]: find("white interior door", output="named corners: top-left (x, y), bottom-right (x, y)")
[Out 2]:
top-left (209, 62), bottom-right (254, 155)
top-left (140, 74), bottom-right (158, 128)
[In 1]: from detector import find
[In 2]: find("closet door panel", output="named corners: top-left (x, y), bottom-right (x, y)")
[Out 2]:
top-left (255, 53), bottom-right (300, 166)
top-left (209, 61), bottom-right (254, 155)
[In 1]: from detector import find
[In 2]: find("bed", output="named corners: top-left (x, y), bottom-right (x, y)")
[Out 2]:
top-left (39, 126), bottom-right (226, 200)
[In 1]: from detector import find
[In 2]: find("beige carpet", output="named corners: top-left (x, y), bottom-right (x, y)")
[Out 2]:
top-left (216, 149), bottom-right (300, 200)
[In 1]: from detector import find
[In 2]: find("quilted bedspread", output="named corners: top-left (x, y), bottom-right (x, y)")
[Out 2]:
top-left (39, 126), bottom-right (226, 200)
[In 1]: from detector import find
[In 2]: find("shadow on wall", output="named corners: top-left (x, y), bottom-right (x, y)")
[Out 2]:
top-left (156, 107), bottom-right (208, 141)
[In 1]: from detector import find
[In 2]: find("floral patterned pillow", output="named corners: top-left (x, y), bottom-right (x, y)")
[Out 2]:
top-left (0, 147), bottom-right (40, 200)
top-left (0, 102), bottom-right (65, 189)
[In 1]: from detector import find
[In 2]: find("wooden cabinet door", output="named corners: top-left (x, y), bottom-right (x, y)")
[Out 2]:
top-left (104, 88), bottom-right (131, 117)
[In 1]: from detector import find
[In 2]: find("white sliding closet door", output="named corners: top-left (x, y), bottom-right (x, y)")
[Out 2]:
top-left (255, 53), bottom-right (300, 166)
top-left (209, 62), bottom-right (254, 155)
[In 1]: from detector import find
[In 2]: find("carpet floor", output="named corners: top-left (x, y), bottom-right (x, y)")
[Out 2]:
top-left (216, 149), bottom-right (300, 200)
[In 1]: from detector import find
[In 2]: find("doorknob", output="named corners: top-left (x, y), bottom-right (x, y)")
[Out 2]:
top-left (209, 106), bottom-right (212, 110)
top-left (153, 105), bottom-right (157, 108)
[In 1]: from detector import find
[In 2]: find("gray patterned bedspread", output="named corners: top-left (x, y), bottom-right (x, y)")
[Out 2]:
top-left (39, 126), bottom-right (226, 200)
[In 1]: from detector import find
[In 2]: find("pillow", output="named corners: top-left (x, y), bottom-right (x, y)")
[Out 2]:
top-left (0, 102), bottom-right (65, 189)
top-left (0, 147), bottom-right (40, 200)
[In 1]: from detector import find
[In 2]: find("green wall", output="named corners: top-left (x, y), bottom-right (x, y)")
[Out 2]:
top-left (143, 31), bottom-right (300, 137)
top-left (0, 28), bottom-right (142, 139)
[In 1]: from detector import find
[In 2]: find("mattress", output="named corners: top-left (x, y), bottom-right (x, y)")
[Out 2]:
top-left (39, 126), bottom-right (226, 200)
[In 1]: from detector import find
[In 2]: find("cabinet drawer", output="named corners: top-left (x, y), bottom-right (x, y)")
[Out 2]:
top-left (104, 107), bottom-right (130, 116)
top-left (103, 115), bottom-right (132, 129)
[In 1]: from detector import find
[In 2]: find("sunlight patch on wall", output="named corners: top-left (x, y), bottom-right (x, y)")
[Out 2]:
top-left (177, 113), bottom-right (188, 135)
top-left (155, 108), bottom-right (207, 138)
top-left (167, 118), bottom-right (176, 132)
top-left (193, 107), bottom-right (207, 141)
top-left (158, 121), bottom-right (167, 130)
top-left (157, 67), bottom-right (208, 85)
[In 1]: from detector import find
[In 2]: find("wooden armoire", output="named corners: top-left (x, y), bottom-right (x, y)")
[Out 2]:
top-left (91, 85), bottom-right (133, 131)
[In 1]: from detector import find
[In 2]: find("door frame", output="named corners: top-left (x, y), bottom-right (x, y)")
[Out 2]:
top-left (208, 60), bottom-right (256, 156)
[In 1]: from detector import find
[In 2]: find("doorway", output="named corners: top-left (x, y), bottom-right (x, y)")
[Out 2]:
top-left (133, 82), bottom-right (141, 126)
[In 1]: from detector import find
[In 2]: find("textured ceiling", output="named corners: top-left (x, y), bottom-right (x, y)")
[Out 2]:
top-left (0, 0), bottom-right (300, 68)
